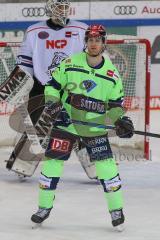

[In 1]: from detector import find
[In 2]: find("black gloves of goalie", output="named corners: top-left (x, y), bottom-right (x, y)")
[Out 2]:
top-left (114, 116), bottom-right (134, 138)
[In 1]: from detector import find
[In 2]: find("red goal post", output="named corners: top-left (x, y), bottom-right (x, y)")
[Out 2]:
top-left (105, 39), bottom-right (151, 160)
top-left (0, 40), bottom-right (151, 160)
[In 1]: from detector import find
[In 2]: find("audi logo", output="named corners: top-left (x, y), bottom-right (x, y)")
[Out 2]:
top-left (22, 7), bottom-right (46, 17)
top-left (114, 5), bottom-right (137, 15)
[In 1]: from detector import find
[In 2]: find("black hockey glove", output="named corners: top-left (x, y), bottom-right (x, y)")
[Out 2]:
top-left (114, 116), bottom-right (134, 138)
top-left (54, 107), bottom-right (71, 127)
top-left (44, 101), bottom-right (62, 122)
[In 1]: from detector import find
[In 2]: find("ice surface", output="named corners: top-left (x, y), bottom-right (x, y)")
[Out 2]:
top-left (0, 111), bottom-right (160, 240)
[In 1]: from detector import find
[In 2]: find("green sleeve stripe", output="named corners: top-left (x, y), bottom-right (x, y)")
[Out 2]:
top-left (65, 67), bottom-right (89, 74)
top-left (95, 73), bottom-right (116, 85)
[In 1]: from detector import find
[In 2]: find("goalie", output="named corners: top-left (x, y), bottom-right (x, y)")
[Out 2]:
top-left (31, 25), bottom-right (134, 230)
top-left (6, 0), bottom-right (96, 179)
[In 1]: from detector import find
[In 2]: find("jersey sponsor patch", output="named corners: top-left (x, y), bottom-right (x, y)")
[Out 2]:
top-left (82, 80), bottom-right (97, 93)
top-left (39, 174), bottom-right (52, 189)
top-left (66, 93), bottom-right (105, 114)
top-left (65, 31), bottom-right (72, 37)
top-left (46, 39), bottom-right (67, 49)
top-left (38, 31), bottom-right (49, 39)
top-left (103, 175), bottom-right (121, 192)
top-left (65, 31), bottom-right (79, 38)
top-left (106, 70), bottom-right (119, 80)
top-left (83, 135), bottom-right (113, 161)
top-left (51, 138), bottom-right (70, 152)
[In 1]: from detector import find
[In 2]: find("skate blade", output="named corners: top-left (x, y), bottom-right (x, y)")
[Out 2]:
top-left (31, 222), bottom-right (42, 229)
top-left (115, 224), bottom-right (125, 232)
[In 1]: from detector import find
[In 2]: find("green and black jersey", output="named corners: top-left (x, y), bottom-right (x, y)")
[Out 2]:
top-left (45, 52), bottom-right (124, 137)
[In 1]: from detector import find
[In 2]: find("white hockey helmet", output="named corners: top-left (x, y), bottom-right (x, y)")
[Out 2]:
top-left (46, 0), bottom-right (70, 26)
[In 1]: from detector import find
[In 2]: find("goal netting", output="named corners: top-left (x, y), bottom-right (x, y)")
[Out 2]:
top-left (105, 39), bottom-right (150, 160)
top-left (0, 42), bottom-right (20, 147)
top-left (0, 40), bottom-right (151, 160)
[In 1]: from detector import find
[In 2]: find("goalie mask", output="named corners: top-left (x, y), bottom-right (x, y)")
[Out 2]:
top-left (46, 0), bottom-right (70, 26)
top-left (84, 24), bottom-right (107, 56)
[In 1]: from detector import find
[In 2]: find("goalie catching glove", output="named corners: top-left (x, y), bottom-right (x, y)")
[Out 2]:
top-left (114, 116), bottom-right (134, 138)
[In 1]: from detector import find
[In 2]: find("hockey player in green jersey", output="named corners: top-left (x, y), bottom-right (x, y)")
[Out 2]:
top-left (31, 24), bottom-right (134, 230)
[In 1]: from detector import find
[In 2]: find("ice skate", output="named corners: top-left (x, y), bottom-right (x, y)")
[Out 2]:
top-left (110, 209), bottom-right (125, 232)
top-left (31, 207), bottom-right (52, 228)
top-left (115, 223), bottom-right (125, 232)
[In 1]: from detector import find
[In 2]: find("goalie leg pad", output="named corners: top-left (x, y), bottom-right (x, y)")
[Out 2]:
top-left (76, 147), bottom-right (97, 179)
top-left (100, 174), bottom-right (122, 193)
top-left (39, 173), bottom-right (60, 190)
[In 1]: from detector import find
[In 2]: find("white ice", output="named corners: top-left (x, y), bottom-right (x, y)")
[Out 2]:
top-left (0, 111), bottom-right (160, 240)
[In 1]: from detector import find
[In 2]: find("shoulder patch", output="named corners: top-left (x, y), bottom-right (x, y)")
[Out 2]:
top-left (106, 70), bottom-right (119, 80)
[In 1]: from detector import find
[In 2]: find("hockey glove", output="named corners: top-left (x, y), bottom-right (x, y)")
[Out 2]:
top-left (54, 107), bottom-right (71, 127)
top-left (44, 101), bottom-right (62, 122)
top-left (115, 116), bottom-right (134, 138)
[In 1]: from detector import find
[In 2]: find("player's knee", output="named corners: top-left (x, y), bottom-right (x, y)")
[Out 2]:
top-left (95, 158), bottom-right (118, 179)
top-left (100, 174), bottom-right (122, 193)
top-left (39, 173), bottom-right (60, 190)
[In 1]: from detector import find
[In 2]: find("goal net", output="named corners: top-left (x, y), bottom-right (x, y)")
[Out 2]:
top-left (0, 40), bottom-right (151, 160)
top-left (0, 42), bottom-right (20, 147)
top-left (105, 39), bottom-right (151, 160)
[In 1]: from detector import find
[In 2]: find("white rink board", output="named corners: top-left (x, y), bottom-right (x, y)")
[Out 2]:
top-left (1, 1), bottom-right (160, 21)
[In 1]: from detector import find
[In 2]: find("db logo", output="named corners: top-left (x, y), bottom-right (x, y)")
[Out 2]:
top-left (51, 138), bottom-right (70, 152)
top-left (46, 39), bottom-right (67, 49)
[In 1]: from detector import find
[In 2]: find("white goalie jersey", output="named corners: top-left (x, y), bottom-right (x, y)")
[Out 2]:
top-left (16, 19), bottom-right (88, 85)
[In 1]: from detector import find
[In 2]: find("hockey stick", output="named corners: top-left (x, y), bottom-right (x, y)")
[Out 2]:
top-left (70, 119), bottom-right (160, 138)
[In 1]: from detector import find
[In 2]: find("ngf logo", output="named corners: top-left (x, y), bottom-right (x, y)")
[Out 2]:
top-left (46, 39), bottom-right (67, 49)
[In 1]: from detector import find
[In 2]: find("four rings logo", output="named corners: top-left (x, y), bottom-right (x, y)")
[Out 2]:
top-left (22, 7), bottom-right (46, 17)
top-left (114, 5), bottom-right (137, 15)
